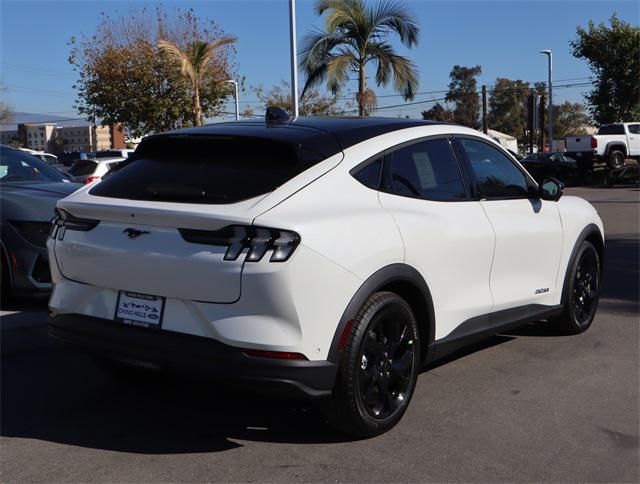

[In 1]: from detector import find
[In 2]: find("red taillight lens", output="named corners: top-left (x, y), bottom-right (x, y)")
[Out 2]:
top-left (84, 176), bottom-right (100, 185)
top-left (591, 137), bottom-right (598, 149)
top-left (179, 225), bottom-right (300, 263)
top-left (243, 349), bottom-right (307, 360)
top-left (50, 208), bottom-right (100, 240)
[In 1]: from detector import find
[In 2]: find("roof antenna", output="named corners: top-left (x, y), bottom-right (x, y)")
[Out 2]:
top-left (265, 107), bottom-right (291, 124)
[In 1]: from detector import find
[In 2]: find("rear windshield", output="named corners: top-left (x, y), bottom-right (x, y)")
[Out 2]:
top-left (68, 160), bottom-right (98, 176)
top-left (96, 150), bottom-right (124, 158)
top-left (90, 135), bottom-right (329, 204)
top-left (597, 124), bottom-right (625, 135)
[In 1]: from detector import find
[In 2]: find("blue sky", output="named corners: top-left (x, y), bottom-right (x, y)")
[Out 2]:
top-left (1, 0), bottom-right (638, 121)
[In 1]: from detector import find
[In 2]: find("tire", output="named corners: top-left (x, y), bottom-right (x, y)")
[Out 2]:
top-left (607, 150), bottom-right (625, 170)
top-left (325, 291), bottom-right (421, 438)
top-left (549, 241), bottom-right (601, 334)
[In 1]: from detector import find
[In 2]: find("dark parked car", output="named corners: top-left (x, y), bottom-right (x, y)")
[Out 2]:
top-left (0, 145), bottom-right (81, 295)
top-left (520, 153), bottom-right (583, 186)
top-left (57, 151), bottom-right (95, 167)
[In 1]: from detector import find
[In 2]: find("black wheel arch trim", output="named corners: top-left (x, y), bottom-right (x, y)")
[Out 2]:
top-left (559, 223), bottom-right (604, 307)
top-left (605, 142), bottom-right (627, 156)
top-left (327, 263), bottom-right (435, 364)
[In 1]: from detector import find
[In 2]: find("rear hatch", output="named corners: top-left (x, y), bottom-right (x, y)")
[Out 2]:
top-left (52, 128), bottom-right (342, 303)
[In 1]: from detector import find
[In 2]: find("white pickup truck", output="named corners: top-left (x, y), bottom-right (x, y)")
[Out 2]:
top-left (566, 122), bottom-right (640, 170)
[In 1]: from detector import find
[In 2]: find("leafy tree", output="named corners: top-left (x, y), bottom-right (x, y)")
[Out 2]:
top-left (571, 14), bottom-right (640, 124)
top-left (421, 102), bottom-right (454, 122)
top-left (69, 7), bottom-right (239, 137)
top-left (49, 130), bottom-right (65, 154)
top-left (0, 83), bottom-right (11, 124)
top-left (300, 0), bottom-right (419, 116)
top-left (254, 80), bottom-right (349, 116)
top-left (488, 78), bottom-right (531, 140)
top-left (7, 137), bottom-right (22, 148)
top-left (158, 36), bottom-right (236, 126)
top-left (553, 101), bottom-right (590, 138)
top-left (445, 65), bottom-right (482, 128)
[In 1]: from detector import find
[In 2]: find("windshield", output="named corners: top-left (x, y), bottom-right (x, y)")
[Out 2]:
top-left (0, 146), bottom-right (68, 182)
top-left (68, 160), bottom-right (98, 176)
top-left (95, 150), bottom-right (125, 158)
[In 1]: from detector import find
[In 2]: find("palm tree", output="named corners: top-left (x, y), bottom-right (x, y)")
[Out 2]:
top-left (300, 0), bottom-right (419, 116)
top-left (158, 37), bottom-right (236, 126)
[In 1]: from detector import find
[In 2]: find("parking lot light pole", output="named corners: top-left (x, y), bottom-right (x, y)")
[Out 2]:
top-left (540, 50), bottom-right (553, 151)
top-left (225, 80), bottom-right (239, 120)
top-left (289, 0), bottom-right (299, 118)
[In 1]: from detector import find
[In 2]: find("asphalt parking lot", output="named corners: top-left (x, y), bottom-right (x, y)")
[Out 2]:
top-left (1, 186), bottom-right (638, 483)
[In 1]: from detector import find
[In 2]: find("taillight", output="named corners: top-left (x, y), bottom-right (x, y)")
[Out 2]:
top-left (179, 225), bottom-right (300, 263)
top-left (9, 221), bottom-right (51, 248)
top-left (50, 208), bottom-right (99, 240)
top-left (591, 137), bottom-right (598, 149)
top-left (83, 176), bottom-right (101, 185)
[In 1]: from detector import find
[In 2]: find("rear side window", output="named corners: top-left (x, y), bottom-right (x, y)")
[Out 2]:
top-left (597, 124), bottom-right (625, 135)
top-left (383, 139), bottom-right (466, 201)
top-left (90, 135), bottom-right (328, 204)
top-left (68, 160), bottom-right (97, 176)
top-left (353, 158), bottom-right (382, 189)
top-left (628, 124), bottom-right (640, 134)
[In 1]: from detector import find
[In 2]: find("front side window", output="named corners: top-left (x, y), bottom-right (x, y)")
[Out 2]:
top-left (458, 138), bottom-right (529, 199)
top-left (383, 138), bottom-right (466, 201)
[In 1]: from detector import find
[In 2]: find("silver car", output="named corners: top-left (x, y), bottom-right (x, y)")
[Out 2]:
top-left (1, 145), bottom-right (81, 294)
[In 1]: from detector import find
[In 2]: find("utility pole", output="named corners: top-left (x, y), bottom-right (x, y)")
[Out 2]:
top-left (225, 80), bottom-right (239, 120)
top-left (289, 0), bottom-right (299, 118)
top-left (540, 50), bottom-right (553, 151)
top-left (538, 94), bottom-right (546, 154)
top-left (481, 85), bottom-right (488, 134)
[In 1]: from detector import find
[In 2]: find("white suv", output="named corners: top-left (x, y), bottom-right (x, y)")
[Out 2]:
top-left (47, 116), bottom-right (604, 437)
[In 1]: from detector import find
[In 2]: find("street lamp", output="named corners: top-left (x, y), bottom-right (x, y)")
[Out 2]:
top-left (289, 0), bottom-right (299, 117)
top-left (225, 79), bottom-right (239, 120)
top-left (540, 50), bottom-right (553, 151)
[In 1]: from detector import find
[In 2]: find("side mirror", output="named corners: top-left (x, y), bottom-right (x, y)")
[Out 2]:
top-left (539, 177), bottom-right (564, 201)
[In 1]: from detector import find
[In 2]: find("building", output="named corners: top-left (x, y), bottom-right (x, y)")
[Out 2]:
top-left (18, 124), bottom-right (56, 151)
top-left (9, 122), bottom-right (127, 153)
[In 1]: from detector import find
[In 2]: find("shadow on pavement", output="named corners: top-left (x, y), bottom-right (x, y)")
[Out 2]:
top-left (1, 316), bottom-right (352, 453)
top-left (600, 236), bottom-right (639, 315)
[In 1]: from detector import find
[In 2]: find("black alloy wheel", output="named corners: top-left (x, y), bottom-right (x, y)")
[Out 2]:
top-left (357, 307), bottom-right (416, 420)
top-left (550, 240), bottom-right (601, 334)
top-left (326, 291), bottom-right (420, 438)
top-left (571, 245), bottom-right (600, 326)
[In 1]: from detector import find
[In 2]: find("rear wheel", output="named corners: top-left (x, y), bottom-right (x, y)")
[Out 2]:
top-left (550, 241), bottom-right (601, 334)
top-left (607, 150), bottom-right (625, 170)
top-left (325, 291), bottom-right (420, 438)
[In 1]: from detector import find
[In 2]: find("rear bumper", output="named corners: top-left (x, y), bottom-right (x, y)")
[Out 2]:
top-left (48, 313), bottom-right (338, 399)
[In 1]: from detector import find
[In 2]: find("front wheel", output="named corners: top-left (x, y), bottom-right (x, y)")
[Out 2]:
top-left (550, 241), bottom-right (601, 334)
top-left (325, 291), bottom-right (420, 438)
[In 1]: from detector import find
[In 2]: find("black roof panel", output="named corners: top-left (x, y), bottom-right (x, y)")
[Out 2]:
top-left (154, 117), bottom-right (444, 157)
